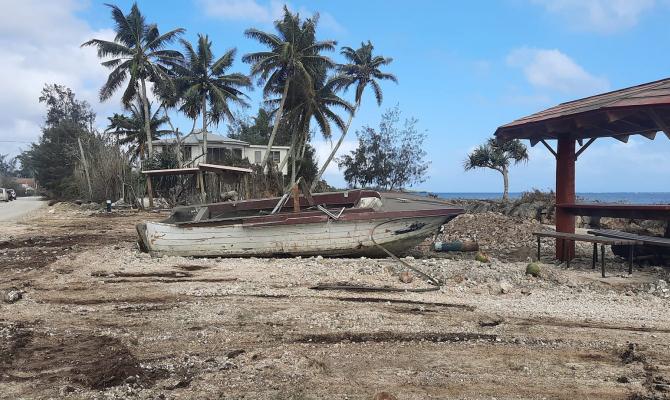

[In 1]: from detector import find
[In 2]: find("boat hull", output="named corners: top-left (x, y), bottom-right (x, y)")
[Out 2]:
top-left (137, 214), bottom-right (454, 258)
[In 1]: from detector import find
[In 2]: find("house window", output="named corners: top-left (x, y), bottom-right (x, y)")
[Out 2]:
top-left (207, 147), bottom-right (231, 163)
top-left (270, 151), bottom-right (280, 163)
top-left (254, 150), bottom-right (261, 163)
top-left (233, 148), bottom-right (242, 158)
top-left (181, 146), bottom-right (192, 161)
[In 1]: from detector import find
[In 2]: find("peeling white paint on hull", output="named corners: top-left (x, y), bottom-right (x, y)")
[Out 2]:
top-left (138, 216), bottom-right (447, 257)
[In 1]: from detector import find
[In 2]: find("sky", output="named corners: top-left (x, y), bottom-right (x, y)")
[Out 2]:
top-left (1, 0), bottom-right (669, 192)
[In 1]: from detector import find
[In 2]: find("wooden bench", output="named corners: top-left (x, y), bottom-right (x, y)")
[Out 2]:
top-left (532, 231), bottom-right (642, 277)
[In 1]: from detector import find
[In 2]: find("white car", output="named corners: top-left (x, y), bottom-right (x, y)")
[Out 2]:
top-left (0, 188), bottom-right (8, 202)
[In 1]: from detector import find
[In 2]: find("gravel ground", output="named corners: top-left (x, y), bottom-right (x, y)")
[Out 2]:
top-left (0, 204), bottom-right (669, 399)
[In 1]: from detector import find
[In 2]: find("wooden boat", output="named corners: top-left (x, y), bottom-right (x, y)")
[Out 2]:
top-left (136, 190), bottom-right (463, 257)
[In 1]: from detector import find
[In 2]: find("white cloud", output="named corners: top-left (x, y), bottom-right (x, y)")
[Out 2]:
top-left (197, 0), bottom-right (345, 33)
top-left (532, 0), bottom-right (655, 34)
top-left (506, 47), bottom-right (610, 95)
top-left (0, 1), bottom-right (130, 158)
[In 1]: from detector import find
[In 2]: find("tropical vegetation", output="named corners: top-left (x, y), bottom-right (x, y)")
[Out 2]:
top-left (463, 137), bottom-right (529, 201)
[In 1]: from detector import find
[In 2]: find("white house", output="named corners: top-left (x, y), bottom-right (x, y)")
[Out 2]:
top-left (153, 131), bottom-right (290, 174)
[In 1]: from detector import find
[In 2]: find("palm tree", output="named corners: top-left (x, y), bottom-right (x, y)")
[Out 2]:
top-left (311, 41), bottom-right (397, 190)
top-left (463, 138), bottom-right (529, 201)
top-left (243, 6), bottom-right (336, 171)
top-left (106, 100), bottom-right (171, 162)
top-left (82, 2), bottom-right (184, 160)
top-left (272, 72), bottom-right (352, 185)
top-left (176, 34), bottom-right (252, 163)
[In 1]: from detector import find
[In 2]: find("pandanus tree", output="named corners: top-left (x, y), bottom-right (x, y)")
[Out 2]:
top-left (243, 6), bottom-right (336, 171)
top-left (105, 100), bottom-right (171, 162)
top-left (82, 3), bottom-right (184, 160)
top-left (311, 41), bottom-right (397, 190)
top-left (175, 34), bottom-right (252, 163)
top-left (463, 138), bottom-right (529, 201)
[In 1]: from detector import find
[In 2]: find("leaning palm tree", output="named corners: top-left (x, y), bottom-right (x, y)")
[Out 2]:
top-left (463, 138), bottom-right (529, 201)
top-left (243, 6), bottom-right (336, 171)
top-left (311, 41), bottom-right (397, 190)
top-left (105, 100), bottom-right (171, 162)
top-left (175, 34), bottom-right (252, 163)
top-left (272, 72), bottom-right (353, 185)
top-left (83, 2), bottom-right (184, 160)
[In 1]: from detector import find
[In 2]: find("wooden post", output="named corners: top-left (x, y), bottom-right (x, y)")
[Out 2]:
top-left (146, 174), bottom-right (154, 208)
top-left (291, 184), bottom-right (300, 213)
top-left (555, 137), bottom-right (576, 260)
top-left (198, 171), bottom-right (206, 203)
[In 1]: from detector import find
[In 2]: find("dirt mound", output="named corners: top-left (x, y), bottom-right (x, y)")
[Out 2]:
top-left (0, 322), bottom-right (145, 390)
top-left (439, 212), bottom-right (547, 261)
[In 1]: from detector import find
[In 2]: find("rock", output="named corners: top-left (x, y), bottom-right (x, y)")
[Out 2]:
top-left (399, 271), bottom-right (414, 284)
top-left (59, 385), bottom-right (75, 396)
top-left (372, 392), bottom-right (398, 400)
top-left (475, 252), bottom-right (490, 263)
top-left (499, 280), bottom-right (513, 294)
top-left (2, 288), bottom-right (23, 303)
top-left (525, 262), bottom-right (541, 277)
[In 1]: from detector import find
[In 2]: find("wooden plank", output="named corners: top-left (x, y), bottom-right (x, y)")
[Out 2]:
top-left (588, 229), bottom-right (670, 247)
top-left (533, 231), bottom-right (640, 245)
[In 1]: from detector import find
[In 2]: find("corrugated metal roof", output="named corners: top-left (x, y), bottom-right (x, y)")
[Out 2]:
top-left (153, 131), bottom-right (249, 146)
top-left (495, 77), bottom-right (670, 142)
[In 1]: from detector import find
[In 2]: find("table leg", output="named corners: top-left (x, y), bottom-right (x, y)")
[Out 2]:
top-left (537, 236), bottom-right (541, 261)
top-left (592, 243), bottom-right (597, 269)
top-left (628, 245), bottom-right (634, 275)
top-left (601, 244), bottom-right (606, 278)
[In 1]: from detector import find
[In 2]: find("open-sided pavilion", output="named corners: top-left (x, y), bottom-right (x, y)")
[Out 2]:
top-left (494, 77), bottom-right (670, 260)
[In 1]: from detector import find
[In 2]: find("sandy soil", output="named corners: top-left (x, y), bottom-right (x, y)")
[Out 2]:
top-left (0, 203), bottom-right (669, 400)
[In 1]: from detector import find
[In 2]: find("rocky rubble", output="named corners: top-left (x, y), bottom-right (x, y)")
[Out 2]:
top-left (438, 212), bottom-right (552, 261)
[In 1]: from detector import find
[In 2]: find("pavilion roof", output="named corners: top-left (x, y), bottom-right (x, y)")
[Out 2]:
top-left (495, 77), bottom-right (670, 144)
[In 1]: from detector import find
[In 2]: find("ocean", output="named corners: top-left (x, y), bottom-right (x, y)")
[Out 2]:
top-left (425, 192), bottom-right (670, 204)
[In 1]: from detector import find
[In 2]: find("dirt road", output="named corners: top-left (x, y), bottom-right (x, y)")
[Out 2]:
top-left (0, 196), bottom-right (45, 223)
top-left (0, 203), bottom-right (668, 399)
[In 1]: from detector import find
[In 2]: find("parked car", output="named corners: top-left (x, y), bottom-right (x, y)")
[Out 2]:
top-left (0, 188), bottom-right (8, 202)
top-left (8, 189), bottom-right (16, 201)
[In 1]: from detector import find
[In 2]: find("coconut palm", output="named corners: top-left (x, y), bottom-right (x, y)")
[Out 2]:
top-left (82, 2), bottom-right (184, 159)
top-left (463, 138), bottom-right (529, 201)
top-left (105, 100), bottom-right (171, 162)
top-left (175, 34), bottom-right (252, 163)
top-left (272, 72), bottom-right (353, 185)
top-left (242, 6), bottom-right (336, 170)
top-left (311, 41), bottom-right (397, 190)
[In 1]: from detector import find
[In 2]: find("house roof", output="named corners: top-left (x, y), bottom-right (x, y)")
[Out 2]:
top-left (494, 77), bottom-right (670, 143)
top-left (153, 130), bottom-right (249, 146)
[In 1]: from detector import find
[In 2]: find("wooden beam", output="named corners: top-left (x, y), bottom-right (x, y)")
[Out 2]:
top-left (529, 138), bottom-right (540, 147)
top-left (614, 135), bottom-right (630, 143)
top-left (540, 139), bottom-right (557, 159)
top-left (640, 132), bottom-right (657, 140)
top-left (606, 110), bottom-right (636, 123)
top-left (575, 138), bottom-right (596, 160)
top-left (647, 109), bottom-right (670, 138)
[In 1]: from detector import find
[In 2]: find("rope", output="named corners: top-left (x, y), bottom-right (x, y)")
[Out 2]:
top-left (311, 217), bottom-right (443, 293)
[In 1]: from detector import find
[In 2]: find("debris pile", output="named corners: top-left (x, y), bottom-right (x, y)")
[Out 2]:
top-left (438, 212), bottom-right (549, 261)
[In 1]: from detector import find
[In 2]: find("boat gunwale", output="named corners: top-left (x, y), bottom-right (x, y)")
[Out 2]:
top-left (162, 208), bottom-right (463, 229)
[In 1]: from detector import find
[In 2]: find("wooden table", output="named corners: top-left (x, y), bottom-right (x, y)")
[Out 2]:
top-left (533, 231), bottom-right (642, 277)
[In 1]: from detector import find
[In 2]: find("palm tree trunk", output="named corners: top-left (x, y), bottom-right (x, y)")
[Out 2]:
top-left (201, 93), bottom-right (208, 164)
top-left (139, 78), bottom-right (153, 160)
top-left (290, 136), bottom-right (297, 186)
top-left (162, 104), bottom-right (182, 166)
top-left (311, 98), bottom-right (361, 191)
top-left (501, 167), bottom-right (510, 201)
top-left (262, 79), bottom-right (291, 172)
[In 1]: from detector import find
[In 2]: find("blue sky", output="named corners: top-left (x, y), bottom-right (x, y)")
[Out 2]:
top-left (2, 0), bottom-right (669, 192)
